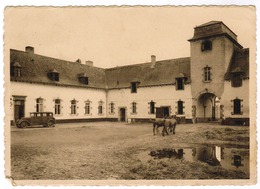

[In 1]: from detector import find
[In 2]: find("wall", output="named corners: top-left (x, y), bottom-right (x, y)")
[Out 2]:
top-left (221, 79), bottom-right (249, 119)
top-left (10, 82), bottom-right (107, 122)
top-left (106, 84), bottom-right (193, 121)
top-left (190, 36), bottom-right (234, 98)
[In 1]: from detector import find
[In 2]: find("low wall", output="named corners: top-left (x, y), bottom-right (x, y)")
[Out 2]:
top-left (221, 118), bottom-right (250, 126)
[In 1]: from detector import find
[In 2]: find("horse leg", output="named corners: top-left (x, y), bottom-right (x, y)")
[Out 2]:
top-left (162, 127), bottom-right (165, 136)
top-left (165, 126), bottom-right (169, 135)
top-left (162, 125), bottom-right (168, 136)
top-left (172, 123), bottom-right (176, 134)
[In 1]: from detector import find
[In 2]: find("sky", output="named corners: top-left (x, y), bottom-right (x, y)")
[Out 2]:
top-left (5, 6), bottom-right (255, 68)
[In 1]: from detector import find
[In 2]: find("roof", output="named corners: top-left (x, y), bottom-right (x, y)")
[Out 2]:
top-left (10, 49), bottom-right (191, 89)
top-left (196, 21), bottom-right (222, 28)
top-left (13, 61), bottom-right (22, 67)
top-left (10, 49), bottom-right (106, 89)
top-left (105, 57), bottom-right (191, 89)
top-left (189, 21), bottom-right (241, 48)
top-left (224, 48), bottom-right (249, 80)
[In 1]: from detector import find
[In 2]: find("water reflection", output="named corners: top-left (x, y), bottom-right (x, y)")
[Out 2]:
top-left (149, 146), bottom-right (249, 176)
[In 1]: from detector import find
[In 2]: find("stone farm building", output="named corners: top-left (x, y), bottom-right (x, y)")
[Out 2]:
top-left (9, 21), bottom-right (249, 125)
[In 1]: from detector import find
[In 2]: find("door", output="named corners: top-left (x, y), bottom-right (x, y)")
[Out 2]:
top-left (14, 100), bottom-right (25, 121)
top-left (163, 107), bottom-right (170, 117)
top-left (156, 107), bottom-right (170, 118)
top-left (120, 108), bottom-right (126, 122)
top-left (156, 107), bottom-right (164, 118)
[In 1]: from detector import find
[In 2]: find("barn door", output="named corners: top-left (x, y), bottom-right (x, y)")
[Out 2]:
top-left (156, 107), bottom-right (164, 118)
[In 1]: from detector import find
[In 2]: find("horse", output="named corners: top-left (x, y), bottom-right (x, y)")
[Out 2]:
top-left (153, 115), bottom-right (177, 136)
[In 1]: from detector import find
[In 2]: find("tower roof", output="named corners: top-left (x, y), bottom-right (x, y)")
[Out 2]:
top-left (188, 21), bottom-right (242, 48)
top-left (196, 21), bottom-right (222, 28)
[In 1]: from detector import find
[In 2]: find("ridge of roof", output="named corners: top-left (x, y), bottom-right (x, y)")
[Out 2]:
top-left (194, 21), bottom-right (238, 38)
top-left (105, 57), bottom-right (191, 70)
top-left (196, 21), bottom-right (222, 28)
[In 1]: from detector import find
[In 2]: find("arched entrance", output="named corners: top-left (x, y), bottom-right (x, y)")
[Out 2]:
top-left (195, 92), bottom-right (220, 122)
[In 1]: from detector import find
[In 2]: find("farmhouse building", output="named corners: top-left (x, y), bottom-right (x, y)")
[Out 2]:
top-left (9, 21), bottom-right (249, 125)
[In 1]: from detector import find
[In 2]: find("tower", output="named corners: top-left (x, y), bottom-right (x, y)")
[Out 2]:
top-left (188, 21), bottom-right (244, 121)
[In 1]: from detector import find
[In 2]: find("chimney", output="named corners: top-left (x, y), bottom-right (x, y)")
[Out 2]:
top-left (85, 60), bottom-right (93, 66)
top-left (151, 55), bottom-right (156, 68)
top-left (76, 59), bottom-right (82, 63)
top-left (25, 46), bottom-right (34, 54)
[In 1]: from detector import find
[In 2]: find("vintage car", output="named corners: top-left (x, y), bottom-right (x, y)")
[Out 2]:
top-left (16, 112), bottom-right (56, 128)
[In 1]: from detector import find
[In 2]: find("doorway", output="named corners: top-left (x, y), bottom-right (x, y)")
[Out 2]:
top-left (196, 92), bottom-right (217, 121)
top-left (156, 106), bottom-right (170, 118)
top-left (119, 108), bottom-right (126, 122)
top-left (14, 100), bottom-right (25, 121)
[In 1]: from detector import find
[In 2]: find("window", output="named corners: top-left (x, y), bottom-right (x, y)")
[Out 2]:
top-left (201, 40), bottom-right (212, 51)
top-left (98, 101), bottom-right (103, 114)
top-left (109, 102), bottom-right (115, 114)
top-left (85, 100), bottom-right (91, 114)
top-left (176, 78), bottom-right (184, 90)
top-left (54, 99), bottom-right (61, 115)
top-left (71, 99), bottom-right (77, 115)
top-left (48, 69), bottom-right (59, 82)
top-left (233, 98), bottom-right (242, 114)
top-left (204, 66), bottom-right (211, 82)
top-left (132, 102), bottom-right (137, 114)
top-left (11, 62), bottom-right (22, 77)
top-left (149, 101), bottom-right (155, 114)
top-left (231, 73), bottom-right (242, 87)
top-left (80, 77), bottom-right (88, 85)
top-left (131, 82), bottom-right (137, 93)
top-left (232, 155), bottom-right (243, 167)
top-left (78, 73), bottom-right (89, 85)
top-left (36, 98), bottom-right (44, 112)
top-left (177, 100), bottom-right (184, 115)
top-left (16, 68), bottom-right (22, 77)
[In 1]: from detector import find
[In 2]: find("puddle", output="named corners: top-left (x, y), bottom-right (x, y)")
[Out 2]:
top-left (138, 145), bottom-right (249, 176)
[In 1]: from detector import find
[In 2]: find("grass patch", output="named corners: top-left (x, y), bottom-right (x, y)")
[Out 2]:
top-left (204, 128), bottom-right (249, 142)
top-left (121, 159), bottom-right (248, 180)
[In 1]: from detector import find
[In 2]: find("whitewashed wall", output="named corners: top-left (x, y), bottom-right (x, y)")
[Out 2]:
top-left (106, 84), bottom-right (193, 120)
top-left (10, 82), bottom-right (107, 121)
top-left (221, 80), bottom-right (249, 118)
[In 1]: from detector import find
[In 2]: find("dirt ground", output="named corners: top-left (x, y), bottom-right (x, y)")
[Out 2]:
top-left (10, 121), bottom-right (250, 180)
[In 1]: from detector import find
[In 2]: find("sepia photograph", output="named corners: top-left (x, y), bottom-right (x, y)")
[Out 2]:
top-left (3, 6), bottom-right (256, 186)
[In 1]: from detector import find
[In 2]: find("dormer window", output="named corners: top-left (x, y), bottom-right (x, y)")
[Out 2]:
top-left (231, 73), bottom-right (242, 87)
top-left (231, 67), bottom-right (244, 88)
top-left (175, 73), bottom-right (187, 90)
top-left (11, 62), bottom-right (22, 77)
top-left (201, 40), bottom-right (212, 51)
top-left (78, 73), bottom-right (89, 85)
top-left (48, 69), bottom-right (59, 81)
top-left (131, 82), bottom-right (140, 93)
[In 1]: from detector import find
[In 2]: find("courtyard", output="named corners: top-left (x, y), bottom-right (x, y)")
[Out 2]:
top-left (11, 121), bottom-right (250, 180)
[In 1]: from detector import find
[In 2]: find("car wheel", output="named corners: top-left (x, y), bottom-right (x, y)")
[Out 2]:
top-left (20, 121), bottom-right (29, 128)
top-left (47, 120), bottom-right (55, 127)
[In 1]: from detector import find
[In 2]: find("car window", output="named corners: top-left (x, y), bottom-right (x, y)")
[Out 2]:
top-left (43, 113), bottom-right (47, 117)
